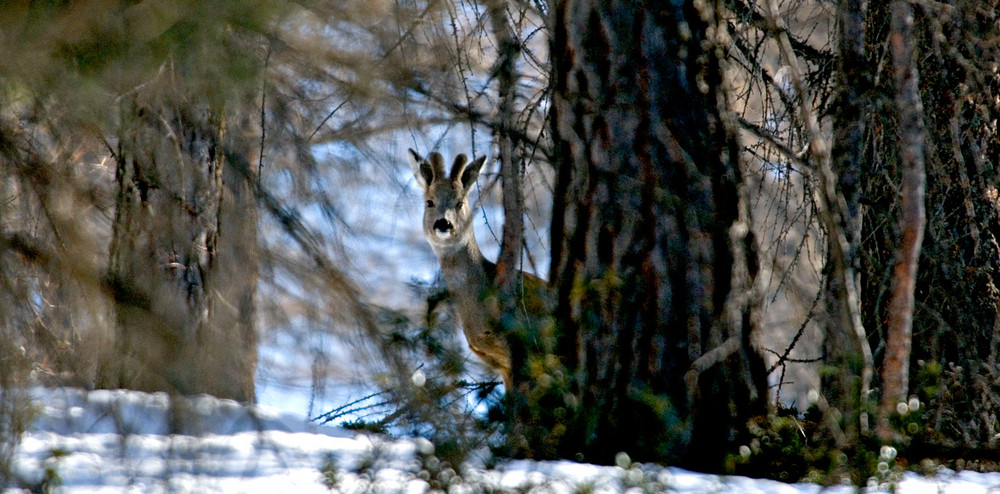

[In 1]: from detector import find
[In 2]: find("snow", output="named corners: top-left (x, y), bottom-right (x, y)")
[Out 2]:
top-left (5, 388), bottom-right (1000, 492)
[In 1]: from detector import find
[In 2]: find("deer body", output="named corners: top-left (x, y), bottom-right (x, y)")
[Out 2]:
top-left (408, 149), bottom-right (535, 390)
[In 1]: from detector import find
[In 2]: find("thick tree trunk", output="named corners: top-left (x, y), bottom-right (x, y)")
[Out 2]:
top-left (97, 93), bottom-right (258, 402)
top-left (547, 0), bottom-right (767, 466)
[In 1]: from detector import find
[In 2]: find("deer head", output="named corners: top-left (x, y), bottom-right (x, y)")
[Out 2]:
top-left (408, 149), bottom-right (487, 255)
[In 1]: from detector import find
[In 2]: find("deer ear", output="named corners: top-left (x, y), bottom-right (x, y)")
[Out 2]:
top-left (407, 148), bottom-right (433, 189)
top-left (460, 155), bottom-right (487, 191)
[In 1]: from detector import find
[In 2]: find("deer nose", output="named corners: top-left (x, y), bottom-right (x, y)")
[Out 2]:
top-left (433, 218), bottom-right (453, 233)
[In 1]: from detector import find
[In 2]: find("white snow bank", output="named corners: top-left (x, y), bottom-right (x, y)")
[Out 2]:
top-left (5, 388), bottom-right (1000, 493)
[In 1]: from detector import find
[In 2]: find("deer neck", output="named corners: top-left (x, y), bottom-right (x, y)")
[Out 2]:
top-left (432, 236), bottom-right (490, 294)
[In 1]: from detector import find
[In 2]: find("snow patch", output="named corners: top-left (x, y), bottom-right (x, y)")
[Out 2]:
top-left (6, 387), bottom-right (1000, 493)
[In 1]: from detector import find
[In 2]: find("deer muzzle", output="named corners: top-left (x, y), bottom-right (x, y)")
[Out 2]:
top-left (433, 218), bottom-right (454, 237)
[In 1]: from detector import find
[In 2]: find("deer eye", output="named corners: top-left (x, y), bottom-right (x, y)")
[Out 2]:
top-left (456, 201), bottom-right (464, 209)
top-left (426, 200), bottom-right (435, 208)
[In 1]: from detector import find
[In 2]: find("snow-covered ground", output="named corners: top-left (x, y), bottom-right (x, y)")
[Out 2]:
top-left (5, 387), bottom-right (1000, 493)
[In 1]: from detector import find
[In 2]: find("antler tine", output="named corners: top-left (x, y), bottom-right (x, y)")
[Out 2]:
top-left (428, 152), bottom-right (446, 180)
top-left (449, 154), bottom-right (468, 181)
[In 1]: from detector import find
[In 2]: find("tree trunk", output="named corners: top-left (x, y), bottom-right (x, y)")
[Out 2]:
top-left (484, 0), bottom-right (540, 451)
top-left (97, 89), bottom-right (258, 402)
top-left (487, 0), bottom-right (524, 305)
top-left (816, 0), bottom-right (876, 445)
top-left (546, 0), bottom-right (767, 466)
top-left (876, 0), bottom-right (926, 442)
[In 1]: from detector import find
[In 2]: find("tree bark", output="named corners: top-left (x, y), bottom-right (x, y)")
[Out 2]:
top-left (97, 90), bottom-right (258, 403)
top-left (487, 0), bottom-right (524, 305)
top-left (484, 0), bottom-right (542, 452)
top-left (484, 0), bottom-right (528, 378)
top-left (547, 0), bottom-right (767, 466)
top-left (876, 0), bottom-right (926, 442)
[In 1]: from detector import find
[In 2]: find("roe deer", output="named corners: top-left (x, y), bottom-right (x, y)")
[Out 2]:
top-left (407, 148), bottom-right (545, 391)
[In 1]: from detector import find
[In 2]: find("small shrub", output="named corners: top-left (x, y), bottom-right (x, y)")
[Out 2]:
top-left (729, 408), bottom-right (834, 482)
top-left (319, 453), bottom-right (340, 491)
